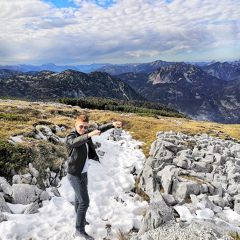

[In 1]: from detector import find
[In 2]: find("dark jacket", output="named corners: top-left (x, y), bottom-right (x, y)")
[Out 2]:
top-left (65, 123), bottom-right (113, 177)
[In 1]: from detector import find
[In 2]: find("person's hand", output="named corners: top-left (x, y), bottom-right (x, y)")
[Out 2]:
top-left (88, 129), bottom-right (101, 138)
top-left (112, 121), bottom-right (122, 128)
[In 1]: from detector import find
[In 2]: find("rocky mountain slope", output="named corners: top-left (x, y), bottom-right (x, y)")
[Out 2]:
top-left (117, 63), bottom-right (240, 124)
top-left (200, 61), bottom-right (240, 81)
top-left (0, 69), bottom-right (21, 80)
top-left (95, 60), bottom-right (177, 75)
top-left (0, 70), bottom-right (145, 101)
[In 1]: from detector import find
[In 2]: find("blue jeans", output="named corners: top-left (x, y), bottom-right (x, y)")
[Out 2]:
top-left (67, 172), bottom-right (89, 233)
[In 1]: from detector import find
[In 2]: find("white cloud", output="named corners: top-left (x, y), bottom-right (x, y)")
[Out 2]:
top-left (0, 0), bottom-right (239, 64)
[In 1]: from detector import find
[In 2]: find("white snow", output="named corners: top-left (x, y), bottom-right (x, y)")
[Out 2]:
top-left (6, 203), bottom-right (29, 214)
top-left (173, 205), bottom-right (193, 223)
top-left (196, 208), bottom-right (214, 219)
top-left (9, 135), bottom-right (24, 143)
top-left (174, 204), bottom-right (240, 231)
top-left (223, 208), bottom-right (240, 224)
top-left (183, 73), bottom-right (192, 83)
top-left (0, 130), bottom-right (147, 240)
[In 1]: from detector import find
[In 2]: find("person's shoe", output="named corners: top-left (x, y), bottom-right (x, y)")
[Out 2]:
top-left (75, 231), bottom-right (94, 240)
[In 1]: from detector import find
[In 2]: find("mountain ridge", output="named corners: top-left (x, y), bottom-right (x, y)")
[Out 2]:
top-left (116, 63), bottom-right (240, 124)
top-left (0, 69), bottom-right (145, 101)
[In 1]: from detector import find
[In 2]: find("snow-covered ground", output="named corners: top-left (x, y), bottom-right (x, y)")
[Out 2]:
top-left (0, 130), bottom-right (148, 240)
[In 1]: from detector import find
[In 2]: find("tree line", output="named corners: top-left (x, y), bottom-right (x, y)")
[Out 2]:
top-left (58, 97), bottom-right (188, 119)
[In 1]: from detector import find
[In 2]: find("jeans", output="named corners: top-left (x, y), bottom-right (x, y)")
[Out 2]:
top-left (67, 172), bottom-right (89, 233)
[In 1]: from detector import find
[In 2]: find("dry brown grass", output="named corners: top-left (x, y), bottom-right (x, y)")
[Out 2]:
top-left (1, 99), bottom-right (240, 158)
top-left (116, 229), bottom-right (130, 240)
top-left (180, 174), bottom-right (213, 186)
top-left (230, 232), bottom-right (240, 240)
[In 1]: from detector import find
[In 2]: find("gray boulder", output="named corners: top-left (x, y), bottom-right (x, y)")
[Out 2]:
top-left (172, 178), bottom-right (200, 199)
top-left (97, 150), bottom-right (105, 156)
top-left (152, 145), bottom-right (174, 162)
top-left (138, 165), bottom-right (155, 193)
top-left (196, 194), bottom-right (222, 213)
top-left (191, 162), bottom-right (213, 173)
top-left (21, 173), bottom-right (32, 184)
top-left (0, 181), bottom-right (12, 196)
top-left (51, 187), bottom-right (61, 197)
top-left (157, 165), bottom-right (178, 194)
top-left (108, 128), bottom-right (123, 141)
top-left (214, 153), bottom-right (226, 165)
top-left (23, 201), bottom-right (40, 214)
top-left (39, 191), bottom-right (51, 201)
top-left (234, 203), bottom-right (240, 214)
top-left (138, 194), bottom-right (174, 235)
top-left (150, 139), bottom-right (178, 155)
top-left (29, 163), bottom-right (39, 178)
top-left (173, 157), bottom-right (191, 169)
top-left (230, 145), bottom-right (240, 158)
top-left (31, 177), bottom-right (38, 185)
top-left (140, 235), bottom-right (154, 240)
top-left (0, 193), bottom-right (11, 213)
top-left (161, 193), bottom-right (177, 206)
top-left (11, 184), bottom-right (50, 204)
top-left (0, 211), bottom-right (7, 223)
top-left (146, 157), bottom-right (163, 169)
top-left (12, 175), bottom-right (22, 184)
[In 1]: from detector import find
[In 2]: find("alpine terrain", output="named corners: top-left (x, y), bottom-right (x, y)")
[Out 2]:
top-left (117, 63), bottom-right (240, 124)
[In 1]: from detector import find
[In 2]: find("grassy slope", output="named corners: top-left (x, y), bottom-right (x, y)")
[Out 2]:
top-left (1, 99), bottom-right (239, 157)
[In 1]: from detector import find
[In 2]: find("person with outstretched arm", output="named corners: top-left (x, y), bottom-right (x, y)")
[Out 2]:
top-left (65, 114), bottom-right (122, 239)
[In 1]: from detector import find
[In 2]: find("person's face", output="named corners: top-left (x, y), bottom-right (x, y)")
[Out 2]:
top-left (75, 121), bottom-right (89, 135)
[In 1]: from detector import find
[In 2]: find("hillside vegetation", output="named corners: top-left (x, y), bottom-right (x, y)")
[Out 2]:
top-left (1, 98), bottom-right (239, 160)
top-left (58, 97), bottom-right (187, 119)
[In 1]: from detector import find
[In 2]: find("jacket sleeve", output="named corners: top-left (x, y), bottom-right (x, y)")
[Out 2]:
top-left (98, 123), bottom-right (114, 133)
top-left (66, 131), bottom-right (89, 148)
top-left (87, 123), bottom-right (114, 134)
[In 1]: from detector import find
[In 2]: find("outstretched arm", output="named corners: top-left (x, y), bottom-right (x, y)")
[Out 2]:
top-left (87, 121), bottom-right (123, 135)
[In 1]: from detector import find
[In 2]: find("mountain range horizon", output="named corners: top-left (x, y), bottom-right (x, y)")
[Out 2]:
top-left (1, 59), bottom-right (240, 124)
top-left (1, 59), bottom-right (240, 74)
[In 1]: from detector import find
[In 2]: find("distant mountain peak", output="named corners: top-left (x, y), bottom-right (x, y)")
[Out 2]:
top-left (0, 69), bottom-right (145, 101)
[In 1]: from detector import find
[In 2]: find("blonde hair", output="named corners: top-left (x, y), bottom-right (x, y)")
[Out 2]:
top-left (76, 114), bottom-right (89, 123)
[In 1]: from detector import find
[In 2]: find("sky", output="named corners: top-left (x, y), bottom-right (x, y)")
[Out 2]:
top-left (0, 0), bottom-right (239, 65)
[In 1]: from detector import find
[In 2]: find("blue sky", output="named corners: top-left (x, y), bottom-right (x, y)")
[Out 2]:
top-left (45, 0), bottom-right (77, 8)
top-left (45, 0), bottom-right (117, 8)
top-left (0, 0), bottom-right (239, 65)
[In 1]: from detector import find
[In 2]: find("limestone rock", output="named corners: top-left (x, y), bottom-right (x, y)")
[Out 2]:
top-left (12, 175), bottom-right (22, 184)
top-left (138, 195), bottom-right (174, 235)
top-left (0, 193), bottom-right (11, 213)
top-left (51, 187), bottom-right (61, 197)
top-left (161, 193), bottom-right (177, 206)
top-left (0, 211), bottom-right (7, 223)
top-left (21, 173), bottom-right (32, 184)
top-left (23, 201), bottom-right (40, 214)
top-left (191, 162), bottom-right (213, 173)
top-left (11, 184), bottom-right (50, 204)
top-left (157, 165), bottom-right (178, 194)
top-left (172, 179), bottom-right (200, 199)
top-left (29, 163), bottom-right (39, 178)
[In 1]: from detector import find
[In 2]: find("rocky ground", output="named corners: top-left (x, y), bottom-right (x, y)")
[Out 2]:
top-left (131, 130), bottom-right (240, 240)
top-left (0, 123), bottom-right (67, 217)
top-left (135, 220), bottom-right (233, 240)
top-left (1, 98), bottom-right (240, 239)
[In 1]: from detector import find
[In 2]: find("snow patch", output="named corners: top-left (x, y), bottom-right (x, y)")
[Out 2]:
top-left (0, 130), bottom-right (147, 240)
